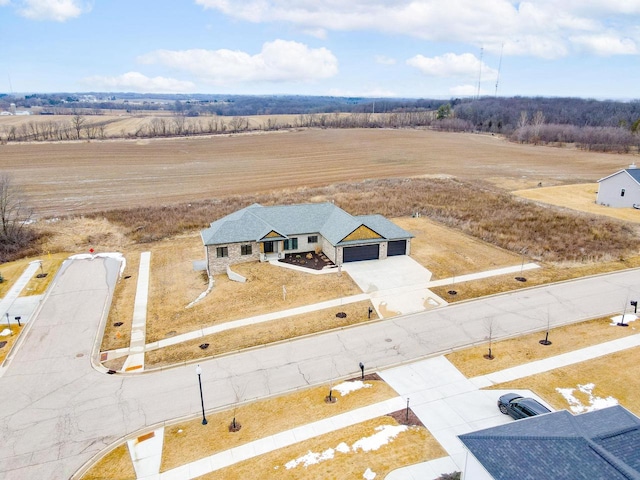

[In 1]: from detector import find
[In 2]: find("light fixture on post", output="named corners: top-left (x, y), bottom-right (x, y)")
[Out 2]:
top-left (196, 364), bottom-right (208, 425)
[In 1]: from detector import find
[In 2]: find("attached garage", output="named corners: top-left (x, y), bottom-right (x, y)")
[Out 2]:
top-left (387, 240), bottom-right (407, 257)
top-left (343, 244), bottom-right (380, 262)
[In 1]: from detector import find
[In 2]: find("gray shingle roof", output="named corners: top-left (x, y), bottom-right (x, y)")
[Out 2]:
top-left (598, 168), bottom-right (640, 184)
top-left (201, 202), bottom-right (413, 246)
top-left (627, 169), bottom-right (640, 184)
top-left (458, 406), bottom-right (640, 480)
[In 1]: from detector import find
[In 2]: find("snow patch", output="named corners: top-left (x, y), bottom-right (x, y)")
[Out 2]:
top-left (333, 380), bottom-right (372, 396)
top-left (335, 442), bottom-right (350, 453)
top-left (556, 383), bottom-right (618, 413)
top-left (283, 424), bottom-right (408, 470)
top-left (285, 448), bottom-right (335, 469)
top-left (69, 252), bottom-right (126, 277)
top-left (609, 314), bottom-right (637, 326)
top-left (352, 425), bottom-right (408, 452)
top-left (0, 328), bottom-right (11, 336)
top-left (363, 467), bottom-right (377, 479)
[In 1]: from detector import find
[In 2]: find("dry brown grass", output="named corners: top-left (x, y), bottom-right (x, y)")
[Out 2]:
top-left (0, 324), bottom-right (24, 363)
top-left (0, 253), bottom-right (67, 297)
top-left (447, 316), bottom-right (639, 378)
top-left (101, 251), bottom-right (141, 351)
top-left (87, 178), bottom-right (638, 264)
top-left (490, 346), bottom-right (640, 416)
top-left (145, 252), bottom-right (361, 344)
top-left (430, 253), bottom-right (640, 302)
top-left (38, 217), bottom-right (129, 254)
top-left (514, 183), bottom-right (640, 223)
top-left (145, 300), bottom-right (376, 368)
top-left (199, 416), bottom-right (442, 480)
top-left (394, 216), bottom-right (522, 279)
top-left (80, 444), bottom-right (136, 480)
top-left (22, 254), bottom-right (67, 295)
top-left (160, 380), bottom-right (398, 472)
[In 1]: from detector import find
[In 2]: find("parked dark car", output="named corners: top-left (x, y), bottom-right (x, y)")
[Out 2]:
top-left (498, 393), bottom-right (551, 420)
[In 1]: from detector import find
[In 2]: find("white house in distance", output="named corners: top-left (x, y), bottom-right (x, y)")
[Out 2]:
top-left (200, 202), bottom-right (413, 274)
top-left (596, 164), bottom-right (640, 208)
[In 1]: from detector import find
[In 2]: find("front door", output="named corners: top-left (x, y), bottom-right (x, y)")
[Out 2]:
top-left (264, 241), bottom-right (277, 253)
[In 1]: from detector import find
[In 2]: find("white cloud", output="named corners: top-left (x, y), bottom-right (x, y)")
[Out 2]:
top-left (375, 55), bottom-right (396, 65)
top-left (138, 40), bottom-right (338, 85)
top-left (82, 72), bottom-right (196, 93)
top-left (571, 34), bottom-right (637, 55)
top-left (0, 0), bottom-right (11, 6)
top-left (16, 0), bottom-right (87, 21)
top-left (407, 52), bottom-right (498, 80)
top-left (302, 27), bottom-right (328, 39)
top-left (195, 0), bottom-right (640, 59)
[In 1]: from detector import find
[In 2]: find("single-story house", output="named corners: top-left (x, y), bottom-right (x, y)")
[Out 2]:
top-left (458, 405), bottom-right (640, 480)
top-left (596, 164), bottom-right (640, 208)
top-left (200, 202), bottom-right (413, 274)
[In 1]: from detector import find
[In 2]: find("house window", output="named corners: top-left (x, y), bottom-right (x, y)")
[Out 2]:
top-left (621, 189), bottom-right (626, 197)
top-left (308, 235), bottom-right (318, 243)
top-left (216, 247), bottom-right (228, 258)
top-left (241, 244), bottom-right (252, 255)
top-left (283, 238), bottom-right (298, 250)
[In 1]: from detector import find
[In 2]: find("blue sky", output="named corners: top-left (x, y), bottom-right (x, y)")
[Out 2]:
top-left (1, 0), bottom-right (639, 99)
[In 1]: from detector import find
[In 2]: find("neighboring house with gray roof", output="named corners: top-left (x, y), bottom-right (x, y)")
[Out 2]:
top-left (458, 405), bottom-right (640, 480)
top-left (597, 164), bottom-right (640, 208)
top-left (200, 202), bottom-right (413, 274)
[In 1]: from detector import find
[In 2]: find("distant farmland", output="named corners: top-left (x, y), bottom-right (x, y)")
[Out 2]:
top-left (0, 127), bottom-right (632, 217)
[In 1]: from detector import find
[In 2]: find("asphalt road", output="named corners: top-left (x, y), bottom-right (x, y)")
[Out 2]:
top-left (1, 256), bottom-right (639, 479)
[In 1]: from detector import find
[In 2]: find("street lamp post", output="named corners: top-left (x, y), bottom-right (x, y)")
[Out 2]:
top-left (406, 397), bottom-right (410, 423)
top-left (196, 364), bottom-right (208, 425)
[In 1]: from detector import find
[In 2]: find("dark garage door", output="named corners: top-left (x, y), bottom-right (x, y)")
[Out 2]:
top-left (343, 244), bottom-right (380, 262)
top-left (387, 240), bottom-right (407, 257)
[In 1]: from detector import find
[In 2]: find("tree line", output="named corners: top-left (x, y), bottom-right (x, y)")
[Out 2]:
top-left (2, 94), bottom-right (639, 152)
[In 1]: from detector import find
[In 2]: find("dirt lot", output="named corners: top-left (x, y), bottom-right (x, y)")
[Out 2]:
top-left (1, 128), bottom-right (632, 218)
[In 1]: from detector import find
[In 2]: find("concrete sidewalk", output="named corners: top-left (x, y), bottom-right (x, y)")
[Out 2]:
top-left (128, 328), bottom-right (640, 479)
top-left (135, 397), bottom-right (407, 480)
top-left (121, 252), bottom-right (151, 372)
top-left (0, 260), bottom-right (41, 324)
top-left (102, 261), bottom-right (541, 363)
top-left (385, 331), bottom-right (640, 478)
top-left (102, 292), bottom-right (371, 362)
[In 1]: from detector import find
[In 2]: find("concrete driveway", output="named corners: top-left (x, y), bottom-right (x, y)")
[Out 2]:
top-left (342, 256), bottom-right (447, 318)
top-left (381, 356), bottom-right (552, 477)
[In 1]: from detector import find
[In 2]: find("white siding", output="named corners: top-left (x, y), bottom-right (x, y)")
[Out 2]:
top-left (597, 171), bottom-right (640, 208)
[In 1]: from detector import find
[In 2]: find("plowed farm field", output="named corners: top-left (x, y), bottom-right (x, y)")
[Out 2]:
top-left (1, 128), bottom-right (632, 217)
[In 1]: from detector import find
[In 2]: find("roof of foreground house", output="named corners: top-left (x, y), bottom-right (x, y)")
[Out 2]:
top-left (458, 406), bottom-right (640, 480)
top-left (200, 202), bottom-right (412, 246)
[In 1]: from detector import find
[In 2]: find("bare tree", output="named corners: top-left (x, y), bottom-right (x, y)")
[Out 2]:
top-left (531, 110), bottom-right (545, 141)
top-left (517, 110), bottom-right (528, 129)
top-left (228, 116), bottom-right (249, 133)
top-left (0, 174), bottom-right (35, 260)
top-left (71, 114), bottom-right (86, 139)
top-left (230, 382), bottom-right (246, 432)
top-left (484, 318), bottom-right (495, 359)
